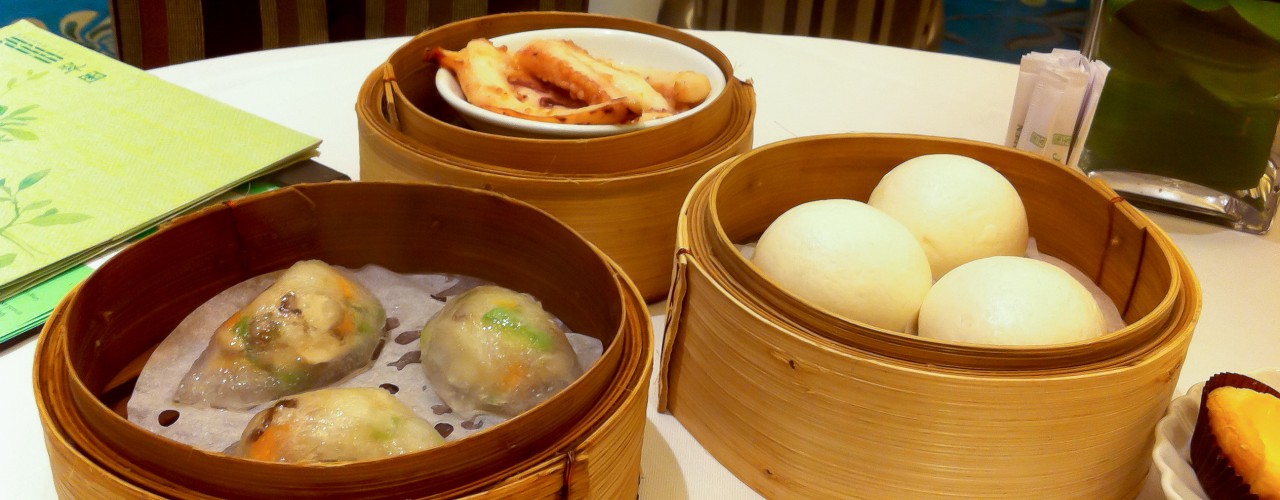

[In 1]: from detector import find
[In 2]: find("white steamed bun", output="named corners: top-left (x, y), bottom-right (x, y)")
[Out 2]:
top-left (752, 199), bottom-right (932, 332)
top-left (917, 256), bottom-right (1106, 345)
top-left (868, 154), bottom-right (1028, 280)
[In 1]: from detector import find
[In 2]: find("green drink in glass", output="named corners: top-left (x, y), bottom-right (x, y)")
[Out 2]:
top-left (1079, 0), bottom-right (1280, 233)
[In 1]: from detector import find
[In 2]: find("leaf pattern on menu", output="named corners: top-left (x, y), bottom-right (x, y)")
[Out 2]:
top-left (0, 71), bottom-right (44, 143)
top-left (0, 168), bottom-right (92, 269)
top-left (0, 67), bottom-right (87, 269)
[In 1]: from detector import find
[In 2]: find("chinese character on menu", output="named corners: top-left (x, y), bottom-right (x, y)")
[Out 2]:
top-left (59, 61), bottom-right (85, 74)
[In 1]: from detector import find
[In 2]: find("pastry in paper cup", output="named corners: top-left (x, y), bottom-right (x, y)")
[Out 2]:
top-left (1190, 372), bottom-right (1280, 499)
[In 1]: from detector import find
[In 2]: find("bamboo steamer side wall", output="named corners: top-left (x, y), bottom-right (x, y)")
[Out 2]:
top-left (459, 462), bottom-right (566, 499)
top-left (358, 124), bottom-right (754, 302)
top-left (565, 343), bottom-right (650, 499)
top-left (35, 311), bottom-right (206, 500)
top-left (44, 436), bottom-right (163, 500)
top-left (664, 256), bottom-right (1195, 498)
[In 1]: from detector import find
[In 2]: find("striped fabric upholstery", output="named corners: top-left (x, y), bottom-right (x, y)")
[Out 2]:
top-left (659, 0), bottom-right (943, 50)
top-left (111, 0), bottom-right (587, 68)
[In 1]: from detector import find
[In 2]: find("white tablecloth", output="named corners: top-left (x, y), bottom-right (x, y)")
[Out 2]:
top-left (3, 31), bottom-right (1277, 499)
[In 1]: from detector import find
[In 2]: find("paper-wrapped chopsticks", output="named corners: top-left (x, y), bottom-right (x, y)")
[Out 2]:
top-left (1006, 49), bottom-right (1109, 168)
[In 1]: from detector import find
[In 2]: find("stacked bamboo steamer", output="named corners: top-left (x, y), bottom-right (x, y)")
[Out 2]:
top-left (660, 134), bottom-right (1200, 498)
top-left (34, 183), bottom-right (652, 499)
top-left (356, 12), bottom-right (756, 302)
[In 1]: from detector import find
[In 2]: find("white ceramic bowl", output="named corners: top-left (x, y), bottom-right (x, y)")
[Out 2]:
top-left (434, 27), bottom-right (727, 139)
top-left (1153, 368), bottom-right (1280, 499)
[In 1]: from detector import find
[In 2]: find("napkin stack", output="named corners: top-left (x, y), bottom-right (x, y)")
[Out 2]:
top-left (1005, 49), bottom-right (1109, 168)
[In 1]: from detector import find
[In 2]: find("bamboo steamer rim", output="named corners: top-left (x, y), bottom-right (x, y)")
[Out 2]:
top-left (358, 11), bottom-right (755, 178)
top-left (35, 182), bottom-right (653, 498)
top-left (359, 69), bottom-right (756, 181)
top-left (359, 73), bottom-right (755, 181)
top-left (679, 133), bottom-right (1196, 373)
top-left (666, 251), bottom-right (1196, 384)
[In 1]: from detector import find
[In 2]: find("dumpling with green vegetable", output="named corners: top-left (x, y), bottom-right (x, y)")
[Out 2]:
top-left (421, 285), bottom-right (582, 418)
top-left (175, 260), bottom-right (386, 409)
top-left (232, 387), bottom-right (443, 462)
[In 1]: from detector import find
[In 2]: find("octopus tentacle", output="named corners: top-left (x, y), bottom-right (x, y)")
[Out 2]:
top-left (428, 40), bottom-right (636, 125)
top-left (515, 39), bottom-right (672, 117)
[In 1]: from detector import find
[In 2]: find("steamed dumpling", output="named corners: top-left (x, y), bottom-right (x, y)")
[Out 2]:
top-left (421, 286), bottom-right (582, 418)
top-left (751, 199), bottom-right (932, 332)
top-left (175, 260), bottom-right (387, 409)
top-left (868, 154), bottom-right (1028, 280)
top-left (232, 387), bottom-right (443, 462)
top-left (917, 256), bottom-right (1106, 345)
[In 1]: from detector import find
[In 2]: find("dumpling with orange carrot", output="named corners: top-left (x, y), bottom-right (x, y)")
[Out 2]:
top-left (174, 260), bottom-right (386, 409)
top-left (421, 285), bottom-right (582, 418)
top-left (232, 387), bottom-right (443, 462)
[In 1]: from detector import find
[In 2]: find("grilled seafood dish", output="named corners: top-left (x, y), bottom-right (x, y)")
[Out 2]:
top-left (428, 37), bottom-right (712, 125)
top-left (430, 39), bottom-right (635, 125)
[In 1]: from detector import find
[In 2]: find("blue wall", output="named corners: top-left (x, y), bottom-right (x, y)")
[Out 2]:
top-left (1, 0), bottom-right (115, 57)
top-left (943, 0), bottom-right (1088, 62)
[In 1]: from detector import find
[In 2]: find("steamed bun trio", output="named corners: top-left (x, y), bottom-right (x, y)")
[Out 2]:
top-left (753, 154), bottom-right (1108, 346)
top-left (172, 260), bottom-right (582, 462)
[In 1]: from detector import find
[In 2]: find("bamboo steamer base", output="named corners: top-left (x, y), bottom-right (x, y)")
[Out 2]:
top-left (358, 122), bottom-right (753, 303)
top-left (33, 183), bottom-right (653, 499)
top-left (659, 134), bottom-right (1201, 498)
top-left (36, 294), bottom-right (651, 499)
top-left (665, 256), bottom-right (1193, 498)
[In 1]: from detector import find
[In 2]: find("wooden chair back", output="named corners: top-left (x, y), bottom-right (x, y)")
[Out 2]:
top-left (110, 0), bottom-right (587, 68)
top-left (658, 0), bottom-right (943, 50)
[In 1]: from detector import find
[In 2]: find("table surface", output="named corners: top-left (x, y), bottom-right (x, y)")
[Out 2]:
top-left (3, 31), bottom-right (1278, 499)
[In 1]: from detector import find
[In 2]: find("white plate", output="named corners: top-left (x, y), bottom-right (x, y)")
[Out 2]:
top-left (1153, 368), bottom-right (1280, 499)
top-left (435, 27), bottom-right (727, 139)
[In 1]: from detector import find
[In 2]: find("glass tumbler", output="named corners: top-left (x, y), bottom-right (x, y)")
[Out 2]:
top-left (1078, 0), bottom-right (1280, 233)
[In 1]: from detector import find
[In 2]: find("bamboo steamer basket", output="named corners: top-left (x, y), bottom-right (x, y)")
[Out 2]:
top-left (356, 12), bottom-right (756, 301)
top-left (33, 182), bottom-right (652, 499)
top-left (659, 134), bottom-right (1201, 498)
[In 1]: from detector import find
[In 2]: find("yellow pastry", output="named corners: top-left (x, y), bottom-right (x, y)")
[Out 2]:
top-left (1205, 386), bottom-right (1280, 499)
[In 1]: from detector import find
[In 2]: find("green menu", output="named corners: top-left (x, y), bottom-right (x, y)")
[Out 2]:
top-left (0, 20), bottom-right (319, 303)
top-left (0, 179), bottom-right (283, 346)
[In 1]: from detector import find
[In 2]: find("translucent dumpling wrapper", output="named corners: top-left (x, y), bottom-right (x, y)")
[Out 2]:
top-left (421, 285), bottom-right (583, 418)
top-left (231, 387), bottom-right (444, 462)
top-left (175, 260), bottom-right (387, 409)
